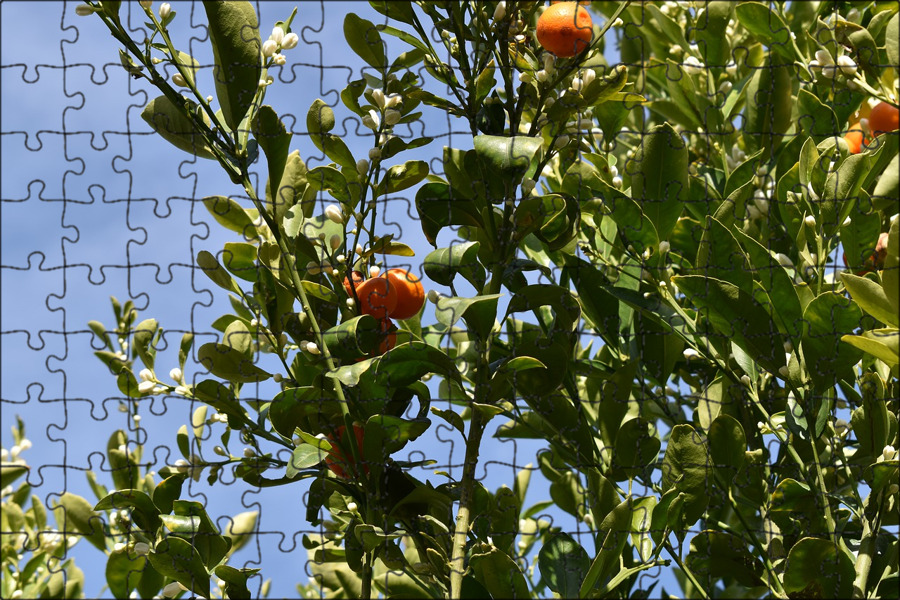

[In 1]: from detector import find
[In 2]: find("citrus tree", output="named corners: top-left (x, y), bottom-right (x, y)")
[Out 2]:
top-left (4, 0), bottom-right (898, 598)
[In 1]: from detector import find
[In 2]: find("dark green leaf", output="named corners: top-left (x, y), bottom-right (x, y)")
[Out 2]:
top-left (627, 122), bottom-right (688, 239)
top-left (141, 96), bottom-right (216, 159)
top-left (149, 536), bottom-right (210, 599)
top-left (539, 533), bottom-right (590, 598)
top-left (197, 343), bottom-right (271, 383)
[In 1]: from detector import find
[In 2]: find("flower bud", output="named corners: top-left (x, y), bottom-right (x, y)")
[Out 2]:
top-left (281, 32), bottom-right (299, 50)
top-left (272, 54), bottom-right (286, 66)
top-left (493, 1), bottom-right (506, 21)
top-left (368, 147), bottom-right (381, 160)
top-left (804, 215), bottom-right (816, 228)
top-left (172, 73), bottom-right (188, 88)
top-left (262, 40), bottom-right (278, 57)
top-left (725, 61), bottom-right (738, 77)
top-left (75, 4), bottom-right (95, 16)
top-left (612, 175), bottom-right (623, 188)
top-left (384, 109), bottom-right (402, 126)
top-left (884, 445), bottom-right (897, 461)
top-left (582, 68), bottom-right (596, 87)
top-left (214, 446), bottom-right (227, 456)
top-left (356, 159), bottom-right (369, 175)
top-left (273, 373), bottom-right (282, 383)
top-left (138, 380), bottom-right (156, 394)
top-left (330, 234), bottom-right (342, 251)
top-left (718, 80), bottom-right (733, 94)
top-left (385, 94), bottom-right (402, 109)
top-left (570, 77), bottom-right (584, 92)
top-left (427, 289), bottom-right (441, 303)
top-left (140, 1), bottom-right (153, 7)
top-left (369, 265), bottom-right (381, 278)
top-left (362, 109), bottom-right (380, 130)
top-left (159, 3), bottom-right (171, 20)
top-left (139, 368), bottom-right (154, 382)
top-left (169, 367), bottom-right (183, 382)
top-left (347, 501), bottom-right (359, 514)
top-left (371, 88), bottom-right (385, 109)
top-left (324, 204), bottom-right (344, 224)
top-left (243, 448), bottom-right (256, 458)
top-left (815, 49), bottom-right (834, 66)
top-left (554, 135), bottom-right (570, 149)
top-left (306, 342), bottom-right (320, 355)
top-left (270, 26), bottom-right (285, 45)
top-left (163, 582), bottom-right (184, 598)
top-left (521, 179), bottom-right (535, 195)
top-left (837, 54), bottom-right (857, 77)
top-left (535, 69), bottom-right (549, 83)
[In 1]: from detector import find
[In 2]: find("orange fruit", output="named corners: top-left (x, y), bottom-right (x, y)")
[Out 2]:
top-left (869, 101), bottom-right (899, 136)
top-left (383, 268), bottom-right (425, 320)
top-left (325, 424), bottom-right (366, 479)
top-left (343, 270), bottom-right (365, 298)
top-left (843, 231), bottom-right (890, 275)
top-left (551, 1), bottom-right (591, 4)
top-left (355, 276), bottom-right (398, 320)
top-left (536, 2), bottom-right (593, 58)
top-left (378, 318), bottom-right (397, 354)
top-left (844, 122), bottom-right (866, 154)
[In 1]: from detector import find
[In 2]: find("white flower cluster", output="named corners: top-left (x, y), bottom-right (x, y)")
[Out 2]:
top-left (1, 438), bottom-right (31, 465)
top-left (808, 48), bottom-right (859, 87)
top-left (361, 87), bottom-right (404, 142)
top-left (263, 25), bottom-right (299, 69)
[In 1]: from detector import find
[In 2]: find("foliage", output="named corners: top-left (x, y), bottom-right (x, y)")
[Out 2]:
top-left (31, 0), bottom-right (900, 598)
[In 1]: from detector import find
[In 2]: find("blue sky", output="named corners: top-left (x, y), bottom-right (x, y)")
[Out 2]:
top-left (1, 2), bottom-right (687, 598)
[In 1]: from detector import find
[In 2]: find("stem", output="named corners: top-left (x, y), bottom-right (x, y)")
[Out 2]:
top-left (664, 540), bottom-right (710, 600)
top-left (360, 546), bottom-right (373, 600)
top-left (805, 418), bottom-right (837, 543)
top-left (726, 487), bottom-right (787, 598)
top-left (448, 409), bottom-right (486, 598)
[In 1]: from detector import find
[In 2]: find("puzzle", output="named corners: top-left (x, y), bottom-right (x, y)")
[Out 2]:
top-left (2, 1), bottom-right (898, 599)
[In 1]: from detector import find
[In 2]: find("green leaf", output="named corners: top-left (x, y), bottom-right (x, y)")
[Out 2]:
top-left (693, 2), bottom-right (733, 67)
top-left (797, 89), bottom-right (840, 141)
top-left (841, 272), bottom-right (898, 327)
top-left (197, 343), bottom-right (271, 383)
top-left (708, 414), bottom-right (745, 482)
top-left (628, 122), bottom-right (687, 239)
top-left (630, 496), bottom-right (657, 562)
top-left (469, 544), bottom-right (530, 599)
top-left (580, 499), bottom-right (634, 596)
top-left (742, 53), bottom-right (793, 158)
top-left (204, 1), bottom-right (261, 131)
top-left (223, 319), bottom-right (253, 356)
top-left (276, 151), bottom-right (315, 223)
top-left (673, 275), bottom-right (786, 374)
top-left (286, 444), bottom-right (325, 478)
top-left (434, 294), bottom-right (500, 342)
top-left (538, 533), bottom-right (590, 598)
top-left (252, 106), bottom-right (293, 204)
top-left (343, 13), bottom-right (386, 69)
top-left (801, 292), bottom-right (863, 390)
top-left (152, 474), bottom-right (186, 514)
top-left (172, 500), bottom-right (231, 568)
top-left (0, 462), bottom-right (28, 489)
top-left (53, 493), bottom-right (107, 551)
top-left (415, 182), bottom-right (482, 245)
top-left (473, 135), bottom-right (543, 188)
top-left (94, 489), bottom-right (161, 533)
top-left (820, 152), bottom-right (871, 236)
top-left (269, 387), bottom-right (339, 438)
top-left (886, 11), bottom-right (899, 68)
top-left (203, 196), bottom-right (257, 239)
top-left (132, 318), bottom-right (158, 371)
top-left (783, 538), bottom-right (855, 599)
top-left (223, 511), bottom-right (258, 555)
top-left (322, 315), bottom-right (380, 359)
top-left (149, 536), bottom-right (211, 599)
top-left (423, 241), bottom-right (485, 290)
top-left (140, 96), bottom-right (216, 159)
top-left (661, 425), bottom-right (710, 527)
top-left (842, 329), bottom-right (899, 366)
top-left (214, 565), bottom-right (259, 600)
top-left (106, 550), bottom-right (145, 600)
top-left (735, 2), bottom-right (796, 59)
top-left (197, 250), bottom-right (241, 294)
top-left (612, 418), bottom-right (660, 479)
top-left (696, 216), bottom-right (753, 294)
top-left (687, 530), bottom-right (763, 588)
top-left (883, 218), bottom-right (899, 315)
top-left (306, 165), bottom-right (350, 204)
top-left (375, 160), bottom-right (430, 196)
top-left (506, 284), bottom-right (580, 332)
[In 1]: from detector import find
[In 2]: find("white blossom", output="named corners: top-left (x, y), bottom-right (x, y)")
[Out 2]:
top-left (369, 265), bottom-right (381, 278)
top-left (75, 4), bottom-right (95, 16)
top-left (362, 109), bottom-right (380, 130)
top-left (371, 88), bottom-right (386, 109)
top-left (306, 342), bottom-right (320, 355)
top-left (281, 33), bottom-right (299, 50)
top-left (133, 542), bottom-right (150, 556)
top-left (138, 380), bottom-right (155, 394)
top-left (837, 54), bottom-right (857, 77)
top-left (139, 368), bottom-right (154, 382)
top-left (725, 61), bottom-right (738, 77)
top-left (570, 77), bottom-right (584, 92)
top-left (169, 367), bottom-right (183, 382)
top-left (140, 1), bottom-right (153, 8)
top-left (384, 94), bottom-right (402, 108)
top-left (270, 26), bottom-right (285, 45)
top-left (682, 55), bottom-right (704, 75)
top-left (324, 204), bottom-right (344, 224)
top-left (272, 53), bottom-right (286, 66)
top-left (158, 2), bottom-right (171, 20)
top-left (262, 39), bottom-right (278, 57)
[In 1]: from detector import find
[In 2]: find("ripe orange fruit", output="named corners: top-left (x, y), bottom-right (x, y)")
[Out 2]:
top-left (355, 276), bottom-right (398, 320)
top-left (378, 318), bottom-right (397, 354)
top-left (383, 268), bottom-right (425, 320)
top-left (537, 2), bottom-right (593, 58)
top-left (325, 424), bottom-right (366, 479)
top-left (844, 122), bottom-right (866, 154)
top-left (869, 101), bottom-right (899, 136)
top-left (551, 1), bottom-right (591, 4)
top-left (343, 270), bottom-right (365, 298)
